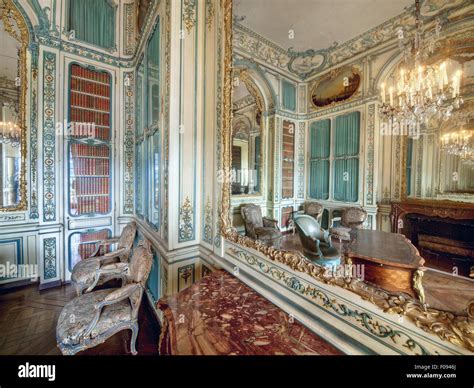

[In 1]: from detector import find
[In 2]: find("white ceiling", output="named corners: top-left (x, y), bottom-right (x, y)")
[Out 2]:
top-left (234, 0), bottom-right (413, 52)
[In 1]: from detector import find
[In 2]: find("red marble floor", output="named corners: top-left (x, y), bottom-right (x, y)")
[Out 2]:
top-left (158, 269), bottom-right (343, 355)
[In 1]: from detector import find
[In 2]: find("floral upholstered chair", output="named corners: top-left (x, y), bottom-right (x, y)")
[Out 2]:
top-left (71, 221), bottom-right (137, 296)
top-left (329, 207), bottom-right (367, 243)
top-left (303, 202), bottom-right (324, 221)
top-left (56, 239), bottom-right (153, 355)
top-left (241, 204), bottom-right (282, 249)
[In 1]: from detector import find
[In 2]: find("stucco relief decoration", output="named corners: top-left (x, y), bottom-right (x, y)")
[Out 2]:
top-left (183, 0), bottom-right (197, 33)
top-left (421, 0), bottom-right (465, 17)
top-left (233, 23), bottom-right (289, 70)
top-left (179, 197), bottom-right (194, 242)
top-left (287, 46), bottom-right (333, 80)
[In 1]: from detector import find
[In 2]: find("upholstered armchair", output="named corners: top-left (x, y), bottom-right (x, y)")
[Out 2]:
top-left (71, 221), bottom-right (137, 296)
top-left (294, 215), bottom-right (340, 263)
top-left (241, 204), bottom-right (282, 249)
top-left (303, 201), bottom-right (324, 221)
top-left (56, 239), bottom-right (153, 355)
top-left (329, 207), bottom-right (367, 243)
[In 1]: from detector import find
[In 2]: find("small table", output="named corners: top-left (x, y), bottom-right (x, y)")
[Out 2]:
top-left (345, 230), bottom-right (425, 302)
top-left (157, 270), bottom-right (342, 355)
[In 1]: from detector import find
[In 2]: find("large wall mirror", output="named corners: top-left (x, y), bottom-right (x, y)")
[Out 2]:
top-left (231, 73), bottom-right (262, 196)
top-left (401, 55), bottom-right (474, 202)
top-left (219, 0), bottom-right (473, 353)
top-left (0, 0), bottom-right (28, 211)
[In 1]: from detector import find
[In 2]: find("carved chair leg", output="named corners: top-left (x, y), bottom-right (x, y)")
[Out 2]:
top-left (130, 322), bottom-right (139, 355)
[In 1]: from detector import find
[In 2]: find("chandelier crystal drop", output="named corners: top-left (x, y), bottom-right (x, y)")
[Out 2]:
top-left (378, 0), bottom-right (463, 127)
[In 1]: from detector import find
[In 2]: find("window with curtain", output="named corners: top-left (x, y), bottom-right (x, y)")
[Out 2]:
top-left (282, 80), bottom-right (296, 111)
top-left (333, 112), bottom-right (360, 202)
top-left (309, 111), bottom-right (360, 202)
top-left (67, 0), bottom-right (116, 49)
top-left (309, 119), bottom-right (330, 200)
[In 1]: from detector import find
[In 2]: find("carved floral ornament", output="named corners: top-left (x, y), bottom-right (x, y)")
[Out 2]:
top-left (219, 0), bottom-right (474, 353)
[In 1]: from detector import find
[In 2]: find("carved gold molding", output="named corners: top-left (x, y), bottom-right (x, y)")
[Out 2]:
top-left (218, 0), bottom-right (473, 352)
top-left (0, 0), bottom-right (28, 212)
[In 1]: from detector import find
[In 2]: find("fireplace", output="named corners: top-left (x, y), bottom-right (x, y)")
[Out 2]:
top-left (391, 200), bottom-right (474, 278)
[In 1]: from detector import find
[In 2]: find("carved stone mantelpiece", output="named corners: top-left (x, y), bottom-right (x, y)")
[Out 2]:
top-left (390, 200), bottom-right (474, 233)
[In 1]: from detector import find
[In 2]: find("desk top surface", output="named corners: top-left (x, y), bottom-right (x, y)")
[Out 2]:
top-left (157, 270), bottom-right (343, 355)
top-left (346, 230), bottom-right (425, 269)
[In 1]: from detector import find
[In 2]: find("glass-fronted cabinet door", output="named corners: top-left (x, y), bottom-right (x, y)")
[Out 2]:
top-left (65, 63), bottom-right (114, 279)
top-left (146, 22), bottom-right (161, 229)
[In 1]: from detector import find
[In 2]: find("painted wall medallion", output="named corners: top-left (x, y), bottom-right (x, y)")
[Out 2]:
top-left (311, 66), bottom-right (361, 108)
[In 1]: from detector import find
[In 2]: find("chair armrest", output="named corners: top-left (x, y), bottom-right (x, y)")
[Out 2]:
top-left (102, 283), bottom-right (141, 304)
top-left (82, 284), bottom-right (141, 338)
top-left (320, 229), bottom-right (332, 246)
top-left (263, 217), bottom-right (279, 230)
top-left (99, 238), bottom-right (120, 246)
top-left (103, 247), bottom-right (127, 258)
top-left (97, 263), bottom-right (129, 276)
top-left (88, 238), bottom-right (120, 257)
top-left (94, 252), bottom-right (122, 262)
top-left (309, 237), bottom-right (324, 257)
top-left (330, 217), bottom-right (342, 228)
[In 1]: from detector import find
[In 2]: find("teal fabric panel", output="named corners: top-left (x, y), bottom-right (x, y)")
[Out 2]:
top-left (333, 112), bottom-right (360, 202)
top-left (310, 120), bottom-right (330, 158)
top-left (334, 112), bottom-right (360, 157)
top-left (146, 252), bottom-right (160, 302)
top-left (68, 0), bottom-right (116, 48)
top-left (309, 160), bottom-right (330, 200)
top-left (282, 80), bottom-right (296, 111)
top-left (309, 120), bottom-right (330, 200)
top-left (333, 158), bottom-right (359, 202)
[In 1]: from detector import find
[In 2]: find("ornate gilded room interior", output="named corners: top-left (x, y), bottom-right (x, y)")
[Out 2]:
top-left (0, 0), bottom-right (473, 378)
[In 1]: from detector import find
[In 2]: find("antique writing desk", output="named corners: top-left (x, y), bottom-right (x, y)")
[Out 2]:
top-left (345, 230), bottom-right (425, 302)
top-left (157, 270), bottom-right (342, 355)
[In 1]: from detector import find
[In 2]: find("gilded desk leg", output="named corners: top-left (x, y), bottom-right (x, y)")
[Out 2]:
top-left (413, 269), bottom-right (425, 305)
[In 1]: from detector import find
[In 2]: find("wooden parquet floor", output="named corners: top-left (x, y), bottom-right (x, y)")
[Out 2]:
top-left (0, 283), bottom-right (161, 355)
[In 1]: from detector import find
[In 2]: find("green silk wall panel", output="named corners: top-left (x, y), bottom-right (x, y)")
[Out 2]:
top-left (309, 119), bottom-right (330, 200)
top-left (333, 112), bottom-right (360, 202)
top-left (67, 0), bottom-right (116, 49)
top-left (282, 80), bottom-right (296, 111)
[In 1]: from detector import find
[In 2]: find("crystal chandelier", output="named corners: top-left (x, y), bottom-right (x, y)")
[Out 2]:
top-left (379, 0), bottom-right (463, 127)
top-left (0, 121), bottom-right (21, 147)
top-left (440, 127), bottom-right (473, 162)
